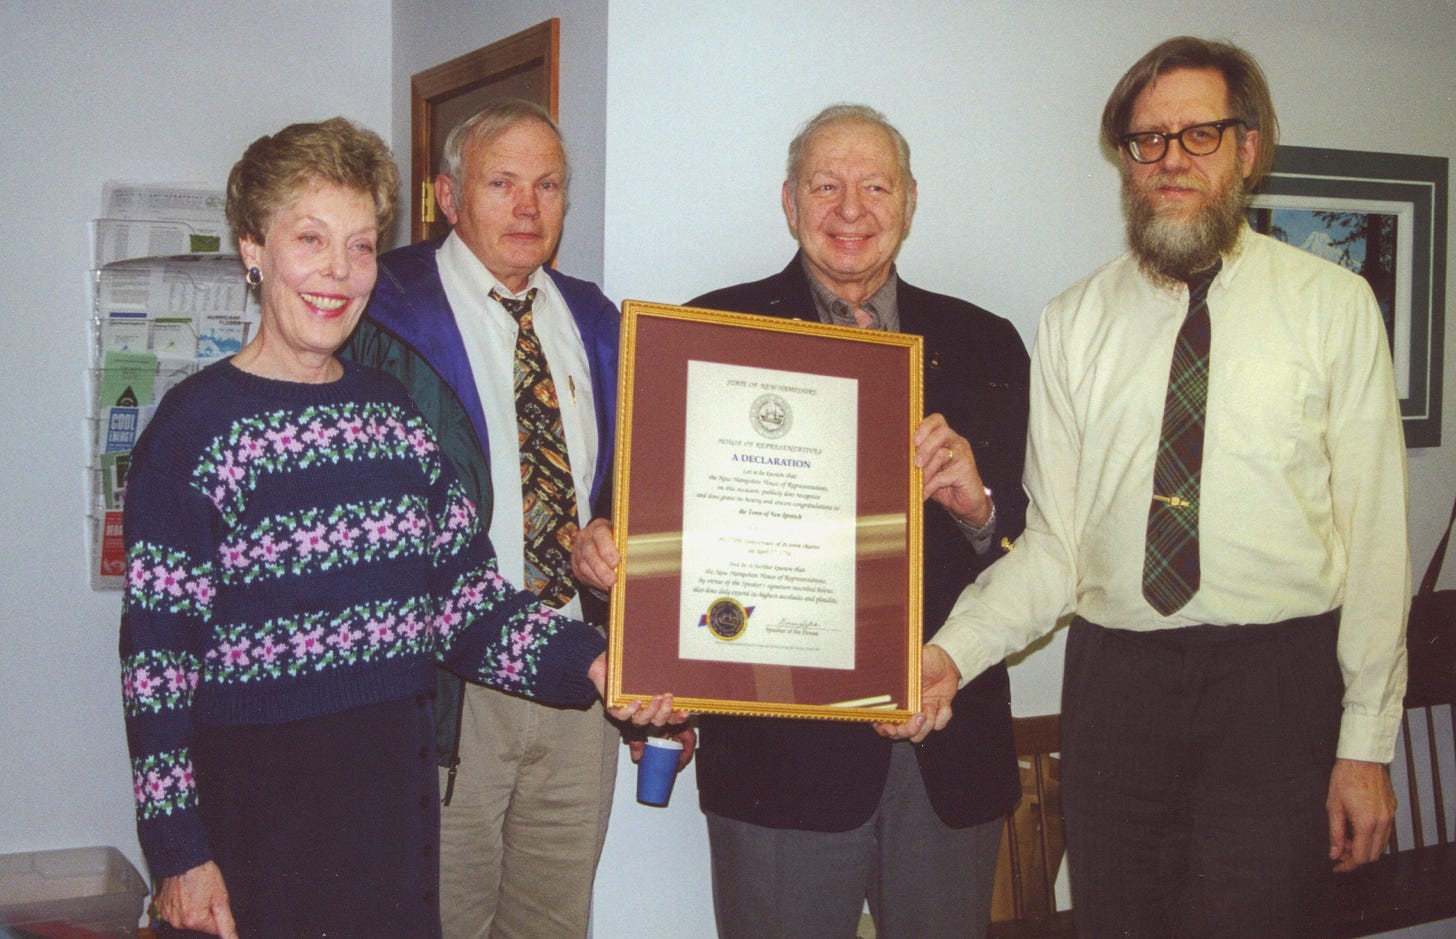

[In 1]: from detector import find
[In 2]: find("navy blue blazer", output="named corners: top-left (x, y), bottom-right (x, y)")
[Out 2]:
top-left (690, 256), bottom-right (1029, 831)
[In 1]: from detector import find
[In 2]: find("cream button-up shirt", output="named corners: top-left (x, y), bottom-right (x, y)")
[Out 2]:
top-left (934, 226), bottom-right (1410, 763)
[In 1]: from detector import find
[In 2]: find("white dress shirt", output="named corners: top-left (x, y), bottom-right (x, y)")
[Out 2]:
top-left (933, 226), bottom-right (1409, 762)
top-left (436, 231), bottom-right (598, 618)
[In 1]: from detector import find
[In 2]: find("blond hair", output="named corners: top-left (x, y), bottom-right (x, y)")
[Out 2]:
top-left (226, 117), bottom-right (399, 243)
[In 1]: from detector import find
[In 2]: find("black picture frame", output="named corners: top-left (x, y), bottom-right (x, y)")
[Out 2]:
top-left (1251, 146), bottom-right (1448, 448)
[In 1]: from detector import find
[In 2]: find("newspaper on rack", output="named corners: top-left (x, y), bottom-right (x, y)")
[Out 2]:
top-left (96, 255), bottom-right (253, 360)
top-left (89, 183), bottom-right (254, 588)
top-left (103, 182), bottom-right (228, 221)
top-left (94, 182), bottom-right (232, 266)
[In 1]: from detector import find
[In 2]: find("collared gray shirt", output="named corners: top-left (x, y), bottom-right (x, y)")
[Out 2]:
top-left (802, 259), bottom-right (902, 333)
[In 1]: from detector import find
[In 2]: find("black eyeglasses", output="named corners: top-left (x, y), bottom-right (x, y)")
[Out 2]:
top-left (1120, 119), bottom-right (1246, 164)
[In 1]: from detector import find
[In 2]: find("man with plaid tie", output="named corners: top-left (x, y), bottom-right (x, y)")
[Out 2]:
top-left (882, 37), bottom-right (1409, 937)
top-left (347, 99), bottom-right (691, 939)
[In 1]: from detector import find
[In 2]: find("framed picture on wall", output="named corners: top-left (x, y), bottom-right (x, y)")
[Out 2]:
top-left (1250, 146), bottom-right (1448, 448)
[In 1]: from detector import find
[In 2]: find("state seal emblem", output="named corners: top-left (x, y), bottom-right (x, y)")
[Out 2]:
top-left (750, 393), bottom-right (791, 439)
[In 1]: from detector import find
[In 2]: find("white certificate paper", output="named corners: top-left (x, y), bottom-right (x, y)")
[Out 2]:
top-left (679, 361), bottom-right (858, 669)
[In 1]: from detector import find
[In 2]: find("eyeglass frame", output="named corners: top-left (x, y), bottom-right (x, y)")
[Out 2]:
top-left (1119, 118), bottom-right (1247, 164)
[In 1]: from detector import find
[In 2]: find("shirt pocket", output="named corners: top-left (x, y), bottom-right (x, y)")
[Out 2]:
top-left (1212, 358), bottom-right (1318, 463)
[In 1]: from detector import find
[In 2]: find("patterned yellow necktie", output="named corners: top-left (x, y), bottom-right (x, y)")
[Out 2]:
top-left (491, 287), bottom-right (578, 607)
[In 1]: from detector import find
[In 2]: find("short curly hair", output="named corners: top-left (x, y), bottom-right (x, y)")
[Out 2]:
top-left (226, 117), bottom-right (399, 244)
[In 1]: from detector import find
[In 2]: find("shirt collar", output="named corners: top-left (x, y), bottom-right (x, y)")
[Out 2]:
top-left (439, 230), bottom-right (548, 304)
top-left (1217, 222), bottom-right (1253, 284)
top-left (801, 258), bottom-right (901, 332)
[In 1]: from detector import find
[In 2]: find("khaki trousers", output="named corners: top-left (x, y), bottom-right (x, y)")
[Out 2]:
top-left (438, 682), bottom-right (619, 939)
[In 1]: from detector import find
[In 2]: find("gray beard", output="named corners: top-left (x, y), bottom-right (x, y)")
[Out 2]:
top-left (1124, 174), bottom-right (1246, 285)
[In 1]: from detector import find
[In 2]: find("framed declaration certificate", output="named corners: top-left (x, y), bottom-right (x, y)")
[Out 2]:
top-left (606, 301), bottom-right (923, 722)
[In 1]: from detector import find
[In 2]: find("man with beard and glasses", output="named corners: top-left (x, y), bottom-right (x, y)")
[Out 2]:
top-left (878, 36), bottom-right (1408, 938)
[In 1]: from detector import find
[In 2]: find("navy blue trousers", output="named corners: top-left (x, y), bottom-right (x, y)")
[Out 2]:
top-left (163, 694), bottom-right (440, 939)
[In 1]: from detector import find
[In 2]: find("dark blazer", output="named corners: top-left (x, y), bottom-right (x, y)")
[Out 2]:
top-left (691, 255), bottom-right (1029, 831)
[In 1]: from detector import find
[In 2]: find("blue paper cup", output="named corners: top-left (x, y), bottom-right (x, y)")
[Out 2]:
top-left (636, 737), bottom-right (684, 806)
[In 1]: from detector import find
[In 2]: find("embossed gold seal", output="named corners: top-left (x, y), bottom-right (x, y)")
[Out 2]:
top-left (705, 597), bottom-right (748, 640)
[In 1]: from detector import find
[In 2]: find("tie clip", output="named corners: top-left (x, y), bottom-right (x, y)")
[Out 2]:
top-left (1152, 494), bottom-right (1192, 508)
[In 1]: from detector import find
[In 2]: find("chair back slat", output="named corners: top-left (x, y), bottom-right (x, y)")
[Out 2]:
top-left (1388, 701), bottom-right (1456, 855)
top-left (1427, 710), bottom-right (1448, 845)
top-left (1004, 804), bottom-right (1028, 917)
top-left (1032, 752), bottom-right (1055, 918)
top-left (992, 714), bottom-right (1070, 936)
top-left (1404, 708), bottom-right (1425, 850)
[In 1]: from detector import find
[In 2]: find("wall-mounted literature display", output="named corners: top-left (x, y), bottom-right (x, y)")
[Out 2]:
top-left (88, 183), bottom-right (257, 588)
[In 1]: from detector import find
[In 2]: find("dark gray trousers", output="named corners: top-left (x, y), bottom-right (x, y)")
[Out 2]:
top-left (707, 741), bottom-right (1002, 939)
top-left (1061, 612), bottom-right (1343, 938)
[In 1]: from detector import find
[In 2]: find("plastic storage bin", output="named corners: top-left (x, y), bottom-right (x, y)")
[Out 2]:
top-left (0, 846), bottom-right (148, 938)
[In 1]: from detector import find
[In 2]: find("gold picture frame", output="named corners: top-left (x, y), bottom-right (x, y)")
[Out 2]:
top-left (607, 301), bottom-right (923, 722)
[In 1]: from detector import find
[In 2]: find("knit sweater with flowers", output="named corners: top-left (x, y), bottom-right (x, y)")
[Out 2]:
top-left (119, 358), bottom-right (604, 880)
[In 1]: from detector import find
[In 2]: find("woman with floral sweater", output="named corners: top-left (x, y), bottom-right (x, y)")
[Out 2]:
top-left (120, 118), bottom-right (677, 939)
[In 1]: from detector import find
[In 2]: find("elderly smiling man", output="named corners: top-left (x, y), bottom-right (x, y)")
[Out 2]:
top-left (574, 103), bottom-right (1031, 939)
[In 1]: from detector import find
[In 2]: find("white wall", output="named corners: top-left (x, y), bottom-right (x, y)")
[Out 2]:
top-left (595, 2), bottom-right (1456, 936)
top-left (1, 3), bottom-right (1452, 938)
top-left (0, 0), bottom-right (393, 882)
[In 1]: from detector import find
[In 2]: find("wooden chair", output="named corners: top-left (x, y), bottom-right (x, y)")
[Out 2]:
top-left (1329, 695), bottom-right (1456, 937)
top-left (989, 713), bottom-right (1076, 938)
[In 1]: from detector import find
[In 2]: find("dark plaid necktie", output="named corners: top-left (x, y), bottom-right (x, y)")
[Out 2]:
top-left (1142, 261), bottom-right (1221, 616)
top-left (491, 287), bottom-right (578, 607)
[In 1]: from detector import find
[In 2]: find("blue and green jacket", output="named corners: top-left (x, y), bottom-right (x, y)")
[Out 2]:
top-left (344, 239), bottom-right (619, 799)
